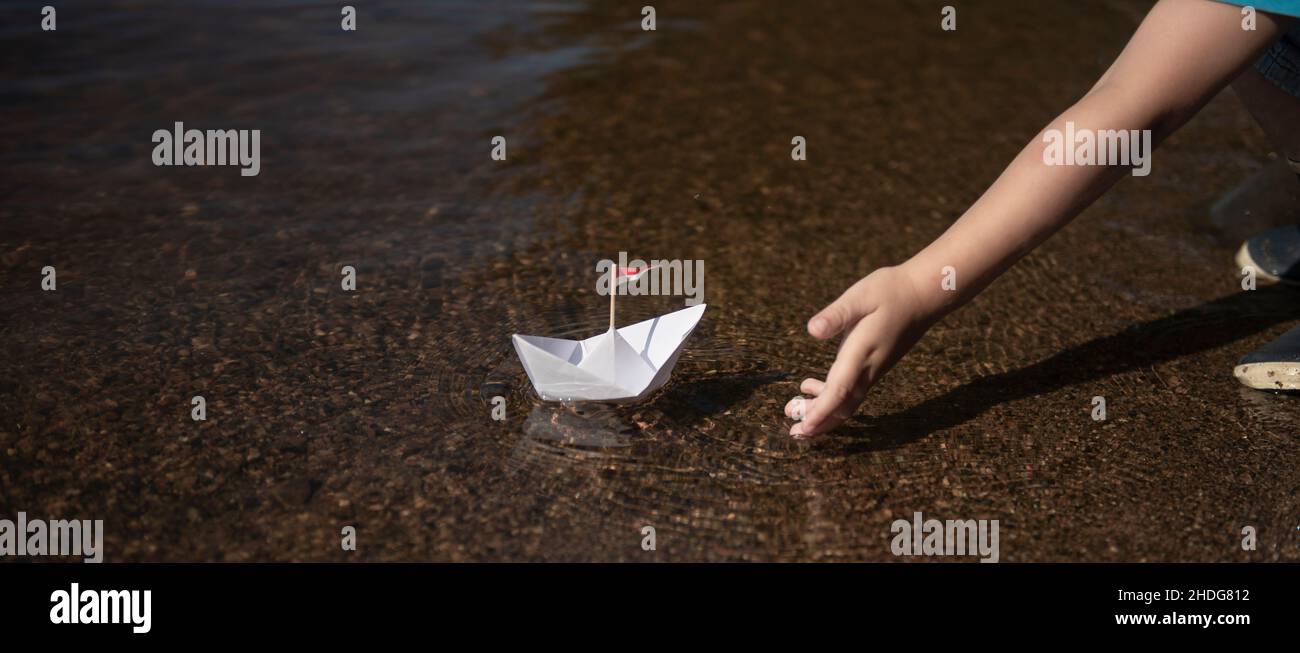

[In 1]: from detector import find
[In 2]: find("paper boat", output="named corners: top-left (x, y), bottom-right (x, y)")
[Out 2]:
top-left (513, 304), bottom-right (707, 402)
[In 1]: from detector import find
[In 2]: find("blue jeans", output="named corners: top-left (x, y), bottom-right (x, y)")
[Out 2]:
top-left (1257, 23), bottom-right (1300, 97)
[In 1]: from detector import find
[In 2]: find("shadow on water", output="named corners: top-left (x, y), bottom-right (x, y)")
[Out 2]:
top-left (654, 369), bottom-right (793, 419)
top-left (837, 284), bottom-right (1300, 452)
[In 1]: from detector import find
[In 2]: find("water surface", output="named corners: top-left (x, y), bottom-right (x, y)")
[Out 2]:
top-left (2, 0), bottom-right (1298, 561)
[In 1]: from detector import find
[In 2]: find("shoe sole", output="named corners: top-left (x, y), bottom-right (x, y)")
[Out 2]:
top-left (1234, 361), bottom-right (1300, 390)
top-left (1234, 242), bottom-right (1299, 286)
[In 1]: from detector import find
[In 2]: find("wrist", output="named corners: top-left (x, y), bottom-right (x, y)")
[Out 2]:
top-left (897, 258), bottom-right (963, 320)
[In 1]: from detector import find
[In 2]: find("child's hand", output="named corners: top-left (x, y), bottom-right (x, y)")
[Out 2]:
top-left (785, 265), bottom-right (940, 438)
top-left (779, 1), bottom-right (1293, 439)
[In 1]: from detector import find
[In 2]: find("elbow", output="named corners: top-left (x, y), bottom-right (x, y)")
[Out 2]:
top-left (1080, 81), bottom-right (1199, 144)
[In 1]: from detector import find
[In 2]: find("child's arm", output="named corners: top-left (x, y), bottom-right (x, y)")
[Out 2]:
top-left (788, 0), bottom-right (1294, 437)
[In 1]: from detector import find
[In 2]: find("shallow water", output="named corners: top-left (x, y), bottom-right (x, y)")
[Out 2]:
top-left (2, 0), bottom-right (1298, 561)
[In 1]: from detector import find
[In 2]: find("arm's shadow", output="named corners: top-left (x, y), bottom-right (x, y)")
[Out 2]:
top-left (654, 368), bottom-right (794, 419)
top-left (834, 284), bottom-right (1300, 453)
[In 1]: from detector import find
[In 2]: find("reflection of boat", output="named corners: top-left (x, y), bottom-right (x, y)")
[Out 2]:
top-left (521, 404), bottom-right (635, 449)
top-left (507, 404), bottom-right (640, 474)
top-left (513, 304), bottom-right (706, 402)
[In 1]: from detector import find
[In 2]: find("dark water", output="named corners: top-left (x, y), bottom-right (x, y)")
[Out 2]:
top-left (2, 0), bottom-right (1298, 561)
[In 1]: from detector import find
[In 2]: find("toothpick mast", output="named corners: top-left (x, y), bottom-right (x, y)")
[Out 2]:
top-left (609, 264), bottom-right (617, 332)
top-left (608, 263), bottom-right (654, 333)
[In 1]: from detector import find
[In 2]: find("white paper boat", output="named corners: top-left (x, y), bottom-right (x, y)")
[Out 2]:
top-left (513, 304), bottom-right (707, 402)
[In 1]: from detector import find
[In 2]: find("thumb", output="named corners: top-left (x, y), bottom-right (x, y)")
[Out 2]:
top-left (808, 291), bottom-right (865, 340)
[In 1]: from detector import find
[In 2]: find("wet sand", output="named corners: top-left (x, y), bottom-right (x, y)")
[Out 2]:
top-left (1, 0), bottom-right (1298, 561)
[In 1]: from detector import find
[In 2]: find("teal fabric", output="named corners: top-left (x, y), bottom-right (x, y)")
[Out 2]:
top-left (1215, 1), bottom-right (1300, 18)
top-left (1214, 1), bottom-right (1300, 96)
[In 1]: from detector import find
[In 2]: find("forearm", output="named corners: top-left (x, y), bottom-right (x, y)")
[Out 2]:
top-left (899, 0), bottom-right (1290, 315)
top-left (903, 89), bottom-right (1154, 311)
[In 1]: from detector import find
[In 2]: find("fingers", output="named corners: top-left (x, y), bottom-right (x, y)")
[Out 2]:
top-left (789, 377), bottom-right (868, 437)
top-left (799, 378), bottom-right (825, 395)
top-left (807, 282), bottom-right (875, 340)
top-left (790, 388), bottom-right (859, 438)
top-left (784, 396), bottom-right (808, 420)
top-left (793, 323), bottom-right (876, 437)
top-left (785, 378), bottom-right (827, 419)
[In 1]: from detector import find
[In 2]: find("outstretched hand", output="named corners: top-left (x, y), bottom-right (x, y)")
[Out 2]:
top-left (785, 266), bottom-right (939, 438)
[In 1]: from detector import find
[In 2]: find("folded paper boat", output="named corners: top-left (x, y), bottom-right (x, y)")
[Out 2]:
top-left (513, 304), bottom-right (707, 402)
